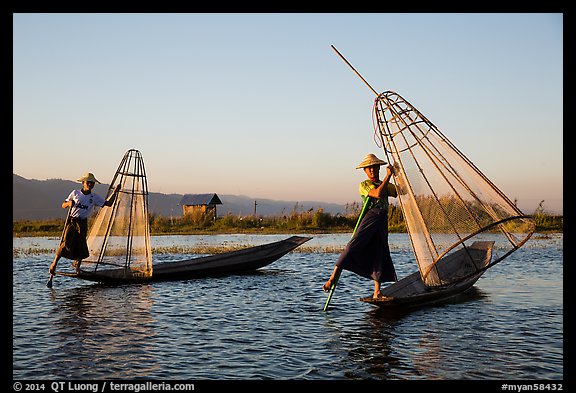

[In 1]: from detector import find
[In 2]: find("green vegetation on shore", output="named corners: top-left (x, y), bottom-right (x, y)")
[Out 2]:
top-left (12, 202), bottom-right (562, 237)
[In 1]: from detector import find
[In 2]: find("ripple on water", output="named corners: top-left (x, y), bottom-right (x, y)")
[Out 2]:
top-left (13, 234), bottom-right (563, 380)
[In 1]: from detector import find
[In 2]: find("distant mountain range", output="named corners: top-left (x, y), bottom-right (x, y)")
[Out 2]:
top-left (12, 174), bottom-right (347, 220)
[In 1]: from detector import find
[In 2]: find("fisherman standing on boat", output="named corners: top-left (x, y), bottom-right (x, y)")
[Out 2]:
top-left (48, 172), bottom-right (121, 275)
top-left (323, 154), bottom-right (398, 299)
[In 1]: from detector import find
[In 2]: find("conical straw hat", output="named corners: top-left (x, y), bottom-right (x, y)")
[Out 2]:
top-left (355, 154), bottom-right (387, 169)
top-left (77, 172), bottom-right (101, 184)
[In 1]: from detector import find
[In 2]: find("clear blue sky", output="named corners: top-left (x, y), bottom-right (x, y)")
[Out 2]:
top-left (13, 13), bottom-right (563, 213)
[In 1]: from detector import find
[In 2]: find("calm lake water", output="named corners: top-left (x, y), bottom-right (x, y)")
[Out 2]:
top-left (13, 233), bottom-right (563, 380)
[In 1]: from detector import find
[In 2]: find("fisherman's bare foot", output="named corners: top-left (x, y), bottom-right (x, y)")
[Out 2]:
top-left (72, 261), bottom-right (81, 273)
top-left (372, 291), bottom-right (385, 299)
top-left (323, 278), bottom-right (334, 292)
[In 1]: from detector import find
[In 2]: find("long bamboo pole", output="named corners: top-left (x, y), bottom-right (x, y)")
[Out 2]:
top-left (323, 197), bottom-right (372, 311)
top-left (323, 45), bottom-right (382, 311)
top-left (331, 45), bottom-right (379, 97)
top-left (46, 205), bottom-right (72, 288)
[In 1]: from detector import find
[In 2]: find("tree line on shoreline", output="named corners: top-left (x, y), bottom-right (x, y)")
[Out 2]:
top-left (12, 200), bottom-right (562, 236)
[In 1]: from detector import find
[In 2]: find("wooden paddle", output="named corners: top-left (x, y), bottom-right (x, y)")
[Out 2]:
top-left (323, 197), bottom-right (372, 311)
top-left (46, 206), bottom-right (72, 288)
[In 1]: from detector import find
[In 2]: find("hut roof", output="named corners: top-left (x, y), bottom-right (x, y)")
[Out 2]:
top-left (179, 193), bottom-right (222, 206)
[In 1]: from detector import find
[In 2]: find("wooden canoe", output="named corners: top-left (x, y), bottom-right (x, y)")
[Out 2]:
top-left (360, 241), bottom-right (494, 308)
top-left (57, 235), bottom-right (311, 284)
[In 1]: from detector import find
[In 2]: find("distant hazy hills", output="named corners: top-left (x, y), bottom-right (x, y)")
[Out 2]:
top-left (13, 174), bottom-right (347, 220)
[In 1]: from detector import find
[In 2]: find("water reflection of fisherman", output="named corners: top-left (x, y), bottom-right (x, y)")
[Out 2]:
top-left (48, 285), bottom-right (156, 378)
top-left (49, 172), bottom-right (120, 275)
top-left (322, 154), bottom-right (398, 299)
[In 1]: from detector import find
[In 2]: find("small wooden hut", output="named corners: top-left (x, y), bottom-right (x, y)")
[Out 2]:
top-left (179, 193), bottom-right (223, 219)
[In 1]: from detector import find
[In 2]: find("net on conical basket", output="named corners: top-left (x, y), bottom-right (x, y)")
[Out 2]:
top-left (373, 91), bottom-right (535, 287)
top-left (83, 149), bottom-right (153, 279)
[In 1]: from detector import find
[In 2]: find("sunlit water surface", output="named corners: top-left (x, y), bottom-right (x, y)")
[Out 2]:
top-left (13, 233), bottom-right (563, 380)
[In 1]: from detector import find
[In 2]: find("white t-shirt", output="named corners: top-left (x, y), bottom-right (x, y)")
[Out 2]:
top-left (65, 189), bottom-right (106, 219)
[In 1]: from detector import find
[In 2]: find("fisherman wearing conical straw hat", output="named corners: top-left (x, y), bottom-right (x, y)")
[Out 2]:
top-left (354, 153), bottom-right (387, 169)
top-left (48, 172), bottom-right (121, 280)
top-left (323, 153), bottom-right (398, 299)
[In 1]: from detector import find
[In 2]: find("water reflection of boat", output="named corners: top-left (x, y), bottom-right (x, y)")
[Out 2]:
top-left (49, 285), bottom-right (159, 378)
top-left (58, 235), bottom-right (311, 284)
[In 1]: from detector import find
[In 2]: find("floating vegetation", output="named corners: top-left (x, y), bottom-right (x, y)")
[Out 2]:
top-left (12, 234), bottom-right (559, 259)
top-left (13, 247), bottom-right (55, 257)
top-left (13, 242), bottom-right (350, 258)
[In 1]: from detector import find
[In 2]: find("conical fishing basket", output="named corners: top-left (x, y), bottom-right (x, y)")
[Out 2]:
top-left (83, 149), bottom-right (153, 279)
top-left (373, 91), bottom-right (535, 286)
